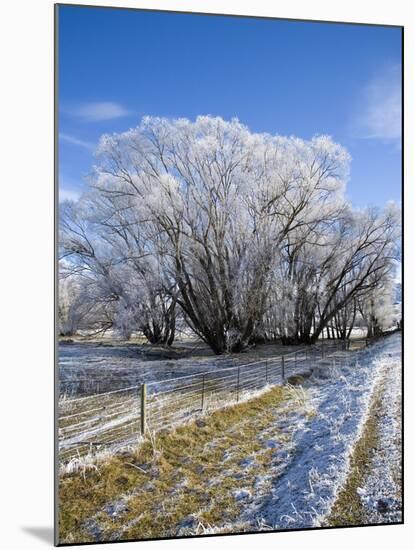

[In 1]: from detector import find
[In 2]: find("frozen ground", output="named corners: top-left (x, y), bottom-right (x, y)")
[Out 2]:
top-left (229, 332), bottom-right (402, 530)
top-left (59, 342), bottom-right (237, 396)
top-left (58, 344), bottom-right (324, 461)
top-left (59, 339), bottom-right (349, 396)
top-left (59, 333), bottom-right (402, 542)
top-left (356, 346), bottom-right (402, 523)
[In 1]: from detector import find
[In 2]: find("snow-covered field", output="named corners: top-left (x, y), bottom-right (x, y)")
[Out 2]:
top-left (59, 340), bottom-right (354, 462)
top-left (58, 333), bottom-right (402, 543)
top-left (356, 344), bottom-right (402, 523)
top-left (228, 333), bottom-right (402, 530)
top-left (59, 339), bottom-right (350, 396)
top-left (59, 342), bottom-right (237, 396)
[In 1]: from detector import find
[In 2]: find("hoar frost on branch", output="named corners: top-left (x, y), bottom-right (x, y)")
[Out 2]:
top-left (59, 116), bottom-right (400, 353)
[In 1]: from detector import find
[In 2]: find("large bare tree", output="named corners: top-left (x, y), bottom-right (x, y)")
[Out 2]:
top-left (59, 116), bottom-right (400, 353)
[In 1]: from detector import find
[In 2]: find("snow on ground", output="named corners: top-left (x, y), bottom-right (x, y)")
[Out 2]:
top-left (60, 333), bottom-right (402, 540)
top-left (58, 340), bottom-right (343, 397)
top-left (357, 348), bottom-right (402, 523)
top-left (231, 333), bottom-right (402, 530)
top-left (59, 342), bottom-right (234, 395)
top-left (58, 341), bottom-right (345, 461)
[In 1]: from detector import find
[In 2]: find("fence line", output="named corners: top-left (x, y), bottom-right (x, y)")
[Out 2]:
top-left (58, 342), bottom-right (339, 398)
top-left (58, 338), bottom-right (369, 462)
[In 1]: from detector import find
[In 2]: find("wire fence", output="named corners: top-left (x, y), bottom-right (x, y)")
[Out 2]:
top-left (58, 338), bottom-right (367, 463)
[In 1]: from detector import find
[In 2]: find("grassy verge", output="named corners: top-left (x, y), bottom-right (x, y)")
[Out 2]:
top-left (326, 389), bottom-right (383, 527)
top-left (59, 385), bottom-right (291, 544)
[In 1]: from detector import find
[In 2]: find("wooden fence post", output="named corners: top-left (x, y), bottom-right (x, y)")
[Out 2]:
top-left (201, 374), bottom-right (206, 411)
top-left (236, 367), bottom-right (240, 402)
top-left (281, 356), bottom-right (285, 384)
top-left (140, 383), bottom-right (147, 436)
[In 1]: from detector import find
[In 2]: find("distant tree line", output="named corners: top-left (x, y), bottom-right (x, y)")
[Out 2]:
top-left (59, 116), bottom-right (401, 354)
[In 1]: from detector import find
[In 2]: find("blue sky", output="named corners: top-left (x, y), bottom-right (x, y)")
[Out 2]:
top-left (58, 5), bottom-right (402, 207)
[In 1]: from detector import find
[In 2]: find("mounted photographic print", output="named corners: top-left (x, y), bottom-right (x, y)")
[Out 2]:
top-left (55, 3), bottom-right (403, 545)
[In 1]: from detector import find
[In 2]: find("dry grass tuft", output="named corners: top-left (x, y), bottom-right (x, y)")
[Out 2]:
top-left (326, 391), bottom-right (382, 526)
top-left (59, 385), bottom-right (290, 543)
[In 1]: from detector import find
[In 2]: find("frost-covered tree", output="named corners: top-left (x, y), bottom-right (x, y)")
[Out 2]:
top-left (58, 275), bottom-right (86, 336)
top-left (90, 116), bottom-right (350, 352)
top-left (357, 275), bottom-right (398, 337)
top-left (59, 199), bottom-right (176, 344)
top-left (309, 205), bottom-right (400, 342)
top-left (59, 116), bottom-right (400, 353)
top-left (58, 266), bottom-right (115, 336)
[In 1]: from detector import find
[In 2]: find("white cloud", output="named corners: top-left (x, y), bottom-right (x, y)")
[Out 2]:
top-left (59, 132), bottom-right (95, 150)
top-left (64, 101), bottom-right (130, 122)
top-left (352, 64), bottom-right (401, 142)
